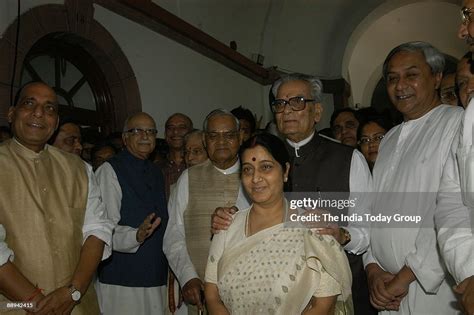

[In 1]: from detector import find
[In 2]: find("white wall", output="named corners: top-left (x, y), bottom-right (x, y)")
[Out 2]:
top-left (93, 5), bottom-right (265, 133)
top-left (2, 0), bottom-right (463, 131)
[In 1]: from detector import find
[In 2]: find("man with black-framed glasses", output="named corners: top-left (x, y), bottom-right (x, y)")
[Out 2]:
top-left (272, 73), bottom-right (374, 315)
top-left (212, 74), bottom-right (374, 315)
top-left (95, 112), bottom-right (169, 314)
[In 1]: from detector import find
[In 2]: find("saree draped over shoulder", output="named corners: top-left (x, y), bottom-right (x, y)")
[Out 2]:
top-left (205, 208), bottom-right (353, 315)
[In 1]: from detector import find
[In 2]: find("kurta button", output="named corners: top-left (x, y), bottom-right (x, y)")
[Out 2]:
top-left (34, 159), bottom-right (39, 164)
top-left (42, 188), bottom-right (47, 192)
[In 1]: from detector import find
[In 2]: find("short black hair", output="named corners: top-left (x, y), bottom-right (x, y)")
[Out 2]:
top-left (47, 117), bottom-right (80, 145)
top-left (357, 116), bottom-right (393, 140)
top-left (91, 141), bottom-right (117, 161)
top-left (231, 106), bottom-right (256, 133)
top-left (330, 108), bottom-right (364, 128)
top-left (13, 81), bottom-right (48, 107)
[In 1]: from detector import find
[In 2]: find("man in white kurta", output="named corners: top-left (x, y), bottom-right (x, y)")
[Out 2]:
top-left (364, 42), bottom-right (463, 314)
top-left (95, 112), bottom-right (168, 315)
top-left (163, 110), bottom-right (250, 315)
top-left (0, 225), bottom-right (12, 266)
top-left (435, 6), bottom-right (474, 314)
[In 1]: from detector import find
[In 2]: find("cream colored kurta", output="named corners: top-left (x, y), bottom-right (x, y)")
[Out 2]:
top-left (205, 207), bottom-right (353, 315)
top-left (0, 139), bottom-right (99, 314)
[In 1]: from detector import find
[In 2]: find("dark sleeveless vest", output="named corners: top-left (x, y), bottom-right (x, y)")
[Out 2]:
top-left (98, 150), bottom-right (168, 287)
top-left (287, 134), bottom-right (352, 193)
top-left (286, 133), bottom-right (377, 315)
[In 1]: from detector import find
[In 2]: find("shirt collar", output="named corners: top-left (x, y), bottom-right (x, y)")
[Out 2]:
top-left (285, 131), bottom-right (316, 148)
top-left (285, 131), bottom-right (316, 158)
top-left (11, 137), bottom-right (49, 159)
top-left (213, 159), bottom-right (240, 175)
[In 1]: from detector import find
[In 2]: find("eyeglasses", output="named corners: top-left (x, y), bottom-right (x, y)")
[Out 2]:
top-left (358, 134), bottom-right (385, 145)
top-left (440, 87), bottom-right (458, 104)
top-left (126, 128), bottom-right (158, 136)
top-left (205, 131), bottom-right (239, 142)
top-left (271, 96), bottom-right (314, 113)
top-left (461, 7), bottom-right (474, 24)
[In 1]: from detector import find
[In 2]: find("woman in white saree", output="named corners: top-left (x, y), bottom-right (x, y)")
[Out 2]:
top-left (204, 133), bottom-right (353, 315)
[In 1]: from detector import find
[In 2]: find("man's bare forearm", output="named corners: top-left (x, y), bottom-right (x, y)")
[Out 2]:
top-left (0, 261), bottom-right (38, 301)
top-left (71, 236), bottom-right (105, 294)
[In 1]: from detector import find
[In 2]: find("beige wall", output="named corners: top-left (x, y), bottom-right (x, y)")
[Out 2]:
top-left (343, 0), bottom-right (465, 108)
top-left (0, 0), bottom-right (466, 130)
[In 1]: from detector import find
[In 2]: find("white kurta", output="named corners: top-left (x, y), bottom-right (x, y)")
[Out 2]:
top-left (435, 102), bottom-right (474, 284)
top-left (95, 162), bottom-right (167, 315)
top-left (0, 225), bottom-right (13, 266)
top-left (367, 105), bottom-right (463, 315)
top-left (163, 160), bottom-right (250, 288)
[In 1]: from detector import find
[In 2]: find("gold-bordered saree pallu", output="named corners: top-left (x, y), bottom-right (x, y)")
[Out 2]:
top-left (213, 224), bottom-right (353, 314)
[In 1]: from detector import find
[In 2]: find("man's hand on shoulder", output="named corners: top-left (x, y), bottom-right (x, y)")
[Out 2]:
top-left (210, 206), bottom-right (238, 234)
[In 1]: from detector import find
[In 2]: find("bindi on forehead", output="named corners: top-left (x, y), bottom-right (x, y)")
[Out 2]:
top-left (252, 157), bottom-right (256, 161)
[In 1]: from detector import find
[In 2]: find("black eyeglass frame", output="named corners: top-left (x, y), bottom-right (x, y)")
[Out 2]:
top-left (125, 128), bottom-right (158, 136)
top-left (270, 96), bottom-right (315, 113)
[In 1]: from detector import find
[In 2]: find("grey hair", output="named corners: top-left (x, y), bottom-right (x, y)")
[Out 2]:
top-left (184, 129), bottom-right (204, 143)
top-left (122, 112), bottom-right (155, 133)
top-left (271, 73), bottom-right (323, 103)
top-left (202, 109), bottom-right (240, 131)
top-left (382, 41), bottom-right (445, 79)
top-left (122, 117), bottom-right (131, 133)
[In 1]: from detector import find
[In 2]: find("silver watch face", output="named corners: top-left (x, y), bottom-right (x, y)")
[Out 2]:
top-left (71, 290), bottom-right (81, 301)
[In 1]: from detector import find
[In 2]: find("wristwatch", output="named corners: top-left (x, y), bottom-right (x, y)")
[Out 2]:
top-left (339, 227), bottom-right (351, 246)
top-left (68, 284), bottom-right (81, 302)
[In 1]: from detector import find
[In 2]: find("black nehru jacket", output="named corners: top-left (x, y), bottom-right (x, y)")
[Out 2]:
top-left (286, 133), bottom-right (377, 315)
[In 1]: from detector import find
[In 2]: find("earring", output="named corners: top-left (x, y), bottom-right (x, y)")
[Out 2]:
top-left (284, 177), bottom-right (288, 182)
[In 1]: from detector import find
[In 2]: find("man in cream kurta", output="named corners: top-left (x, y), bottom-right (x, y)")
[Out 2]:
top-left (164, 109), bottom-right (250, 315)
top-left (0, 82), bottom-right (113, 315)
top-left (364, 42), bottom-right (462, 314)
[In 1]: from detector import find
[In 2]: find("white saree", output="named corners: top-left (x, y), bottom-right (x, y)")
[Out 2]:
top-left (205, 207), bottom-right (353, 315)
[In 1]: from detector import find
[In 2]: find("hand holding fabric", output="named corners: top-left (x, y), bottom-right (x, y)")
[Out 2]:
top-left (182, 277), bottom-right (204, 310)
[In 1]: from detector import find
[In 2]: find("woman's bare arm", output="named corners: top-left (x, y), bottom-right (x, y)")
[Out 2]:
top-left (302, 295), bottom-right (337, 315)
top-left (204, 282), bottom-right (230, 315)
